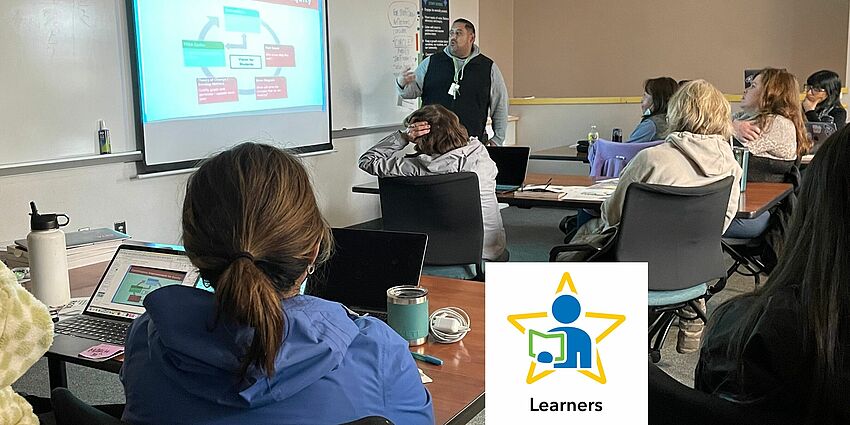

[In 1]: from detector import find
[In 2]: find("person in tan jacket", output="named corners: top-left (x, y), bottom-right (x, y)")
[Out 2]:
top-left (578, 80), bottom-right (743, 354)
top-left (0, 262), bottom-right (54, 425)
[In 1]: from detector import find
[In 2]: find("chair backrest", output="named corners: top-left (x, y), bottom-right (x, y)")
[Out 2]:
top-left (378, 172), bottom-right (483, 266)
top-left (614, 177), bottom-right (734, 291)
top-left (589, 138), bottom-right (664, 177)
top-left (746, 156), bottom-right (798, 184)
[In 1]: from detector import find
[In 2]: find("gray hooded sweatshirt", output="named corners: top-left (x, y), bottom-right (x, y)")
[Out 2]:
top-left (359, 131), bottom-right (507, 261)
top-left (601, 131), bottom-right (743, 232)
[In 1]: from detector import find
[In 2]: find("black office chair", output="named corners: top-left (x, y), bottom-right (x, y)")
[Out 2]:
top-left (550, 177), bottom-right (734, 363)
top-left (379, 172), bottom-right (484, 281)
top-left (649, 362), bottom-right (792, 425)
top-left (50, 387), bottom-right (125, 425)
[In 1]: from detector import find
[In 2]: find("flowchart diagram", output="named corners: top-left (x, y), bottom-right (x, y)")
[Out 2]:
top-left (183, 5), bottom-right (296, 104)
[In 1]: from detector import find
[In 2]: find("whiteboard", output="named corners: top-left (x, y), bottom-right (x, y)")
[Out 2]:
top-left (328, 0), bottom-right (419, 131)
top-left (0, 0), bottom-right (135, 166)
top-left (0, 0), bottom-right (419, 168)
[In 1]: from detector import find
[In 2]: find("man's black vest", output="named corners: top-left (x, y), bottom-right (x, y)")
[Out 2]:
top-left (421, 51), bottom-right (493, 140)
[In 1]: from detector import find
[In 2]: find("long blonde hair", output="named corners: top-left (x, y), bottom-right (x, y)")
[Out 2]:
top-left (666, 79), bottom-right (732, 138)
top-left (182, 142), bottom-right (332, 377)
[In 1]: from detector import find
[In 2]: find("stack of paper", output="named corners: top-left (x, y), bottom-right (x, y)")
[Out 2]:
top-left (1, 228), bottom-right (129, 270)
top-left (514, 184), bottom-right (570, 200)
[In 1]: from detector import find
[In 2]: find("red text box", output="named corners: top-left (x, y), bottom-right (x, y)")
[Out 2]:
top-left (255, 77), bottom-right (288, 100)
top-left (197, 77), bottom-right (239, 104)
top-left (265, 44), bottom-right (296, 67)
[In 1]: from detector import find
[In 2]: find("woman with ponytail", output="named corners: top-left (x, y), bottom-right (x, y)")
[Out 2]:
top-left (121, 143), bottom-right (434, 424)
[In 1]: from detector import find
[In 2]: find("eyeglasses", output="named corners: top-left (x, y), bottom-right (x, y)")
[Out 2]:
top-left (448, 29), bottom-right (466, 38)
top-left (804, 85), bottom-right (827, 93)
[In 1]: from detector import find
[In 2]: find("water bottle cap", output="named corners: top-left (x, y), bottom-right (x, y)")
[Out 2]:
top-left (29, 201), bottom-right (69, 230)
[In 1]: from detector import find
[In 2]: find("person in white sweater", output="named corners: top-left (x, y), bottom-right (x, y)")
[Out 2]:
top-left (728, 68), bottom-right (811, 238)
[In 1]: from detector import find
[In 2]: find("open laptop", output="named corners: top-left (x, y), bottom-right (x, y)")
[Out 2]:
top-left (805, 121), bottom-right (837, 153)
top-left (306, 228), bottom-right (427, 321)
top-left (486, 145), bottom-right (531, 193)
top-left (53, 244), bottom-right (200, 348)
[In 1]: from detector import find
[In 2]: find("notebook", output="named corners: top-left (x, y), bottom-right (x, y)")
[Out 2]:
top-left (306, 228), bottom-right (427, 320)
top-left (486, 146), bottom-right (531, 193)
top-left (53, 244), bottom-right (200, 346)
top-left (805, 121), bottom-right (837, 153)
top-left (15, 227), bottom-right (128, 250)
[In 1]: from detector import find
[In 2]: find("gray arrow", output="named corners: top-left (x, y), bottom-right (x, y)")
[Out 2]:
top-left (226, 33), bottom-right (247, 49)
top-left (199, 16), bottom-right (220, 78)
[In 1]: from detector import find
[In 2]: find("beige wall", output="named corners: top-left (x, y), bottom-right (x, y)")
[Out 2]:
top-left (450, 0), bottom-right (479, 30)
top-left (478, 0), bottom-right (515, 96)
top-left (510, 0), bottom-right (849, 97)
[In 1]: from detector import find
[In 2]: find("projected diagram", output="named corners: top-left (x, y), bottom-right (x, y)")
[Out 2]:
top-left (111, 266), bottom-right (187, 307)
top-left (183, 6), bottom-right (297, 104)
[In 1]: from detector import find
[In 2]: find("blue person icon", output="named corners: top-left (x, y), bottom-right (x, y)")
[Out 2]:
top-left (536, 294), bottom-right (592, 369)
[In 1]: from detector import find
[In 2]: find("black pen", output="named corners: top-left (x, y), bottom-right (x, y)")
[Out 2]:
top-left (542, 178), bottom-right (553, 190)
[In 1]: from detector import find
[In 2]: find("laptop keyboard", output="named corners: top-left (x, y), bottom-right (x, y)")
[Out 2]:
top-left (55, 316), bottom-right (129, 345)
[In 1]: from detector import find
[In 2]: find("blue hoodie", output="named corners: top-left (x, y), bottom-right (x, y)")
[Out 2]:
top-left (120, 286), bottom-right (434, 424)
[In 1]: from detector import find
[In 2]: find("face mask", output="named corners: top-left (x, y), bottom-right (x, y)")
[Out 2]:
top-left (299, 278), bottom-right (307, 295)
top-left (643, 108), bottom-right (652, 116)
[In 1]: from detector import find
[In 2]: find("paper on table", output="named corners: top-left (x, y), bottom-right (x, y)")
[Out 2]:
top-left (79, 343), bottom-right (124, 361)
top-left (52, 297), bottom-right (89, 321)
top-left (419, 368), bottom-right (433, 384)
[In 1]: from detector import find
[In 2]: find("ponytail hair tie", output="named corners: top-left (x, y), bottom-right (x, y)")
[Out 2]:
top-left (231, 252), bottom-right (255, 263)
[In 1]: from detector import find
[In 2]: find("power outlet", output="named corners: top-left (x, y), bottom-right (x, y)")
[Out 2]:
top-left (114, 221), bottom-right (127, 235)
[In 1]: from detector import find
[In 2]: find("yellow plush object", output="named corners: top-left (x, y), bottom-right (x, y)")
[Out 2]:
top-left (0, 262), bottom-right (54, 425)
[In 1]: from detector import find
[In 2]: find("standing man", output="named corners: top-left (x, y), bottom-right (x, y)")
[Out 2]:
top-left (396, 18), bottom-right (509, 145)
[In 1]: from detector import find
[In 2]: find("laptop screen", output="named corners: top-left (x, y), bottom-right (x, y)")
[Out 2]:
top-left (307, 228), bottom-right (427, 312)
top-left (805, 122), bottom-right (837, 152)
top-left (486, 146), bottom-right (531, 186)
top-left (85, 246), bottom-right (200, 320)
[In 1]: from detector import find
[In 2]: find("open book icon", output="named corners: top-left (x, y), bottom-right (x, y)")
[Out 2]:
top-left (528, 329), bottom-right (565, 362)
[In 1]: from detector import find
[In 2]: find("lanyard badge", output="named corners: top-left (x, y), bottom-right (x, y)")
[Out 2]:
top-left (448, 82), bottom-right (460, 98)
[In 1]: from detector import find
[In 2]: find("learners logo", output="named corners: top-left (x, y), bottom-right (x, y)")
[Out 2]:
top-left (486, 263), bottom-right (648, 424)
top-left (508, 271), bottom-right (625, 385)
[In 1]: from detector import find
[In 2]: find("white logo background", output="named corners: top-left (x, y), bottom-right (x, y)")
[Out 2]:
top-left (486, 263), bottom-right (648, 424)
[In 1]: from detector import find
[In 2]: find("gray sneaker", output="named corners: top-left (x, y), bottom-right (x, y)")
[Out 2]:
top-left (676, 299), bottom-right (706, 354)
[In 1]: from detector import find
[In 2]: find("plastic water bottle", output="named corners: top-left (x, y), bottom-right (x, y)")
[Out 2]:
top-left (588, 125), bottom-right (600, 146)
top-left (27, 201), bottom-right (71, 307)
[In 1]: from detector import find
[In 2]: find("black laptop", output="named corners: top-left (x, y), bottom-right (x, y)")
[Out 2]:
top-left (306, 228), bottom-right (427, 320)
top-left (53, 244), bottom-right (200, 346)
top-left (486, 145), bottom-right (531, 193)
top-left (805, 121), bottom-right (837, 153)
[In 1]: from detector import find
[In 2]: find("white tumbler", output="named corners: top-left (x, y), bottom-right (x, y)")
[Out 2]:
top-left (27, 201), bottom-right (70, 307)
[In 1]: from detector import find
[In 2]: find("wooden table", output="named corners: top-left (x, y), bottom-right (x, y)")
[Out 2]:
top-left (529, 145), bottom-right (587, 162)
top-left (352, 173), bottom-right (793, 219)
top-left (47, 263), bottom-right (484, 425)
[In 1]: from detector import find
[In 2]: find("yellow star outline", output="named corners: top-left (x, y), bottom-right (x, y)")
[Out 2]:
top-left (506, 272), bottom-right (626, 385)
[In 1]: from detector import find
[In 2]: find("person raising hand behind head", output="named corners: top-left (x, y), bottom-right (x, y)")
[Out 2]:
top-left (121, 143), bottom-right (434, 425)
top-left (359, 104), bottom-right (508, 262)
